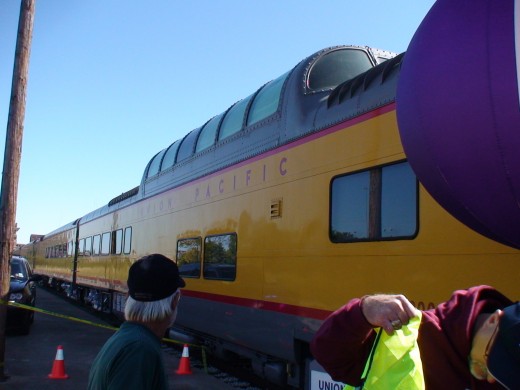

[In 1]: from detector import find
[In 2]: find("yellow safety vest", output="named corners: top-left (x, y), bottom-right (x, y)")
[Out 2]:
top-left (344, 313), bottom-right (425, 390)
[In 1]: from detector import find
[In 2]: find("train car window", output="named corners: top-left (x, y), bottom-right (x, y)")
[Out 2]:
top-left (85, 236), bottom-right (92, 256)
top-left (177, 237), bottom-right (201, 278)
top-left (177, 127), bottom-right (202, 163)
top-left (112, 229), bottom-right (123, 255)
top-left (101, 232), bottom-right (110, 255)
top-left (196, 114), bottom-right (223, 153)
top-left (307, 49), bottom-right (373, 91)
top-left (331, 171), bottom-right (369, 240)
top-left (146, 149), bottom-right (167, 178)
top-left (123, 227), bottom-right (132, 255)
top-left (203, 233), bottom-right (237, 281)
top-left (68, 241), bottom-right (73, 256)
top-left (218, 95), bottom-right (253, 141)
top-left (247, 72), bottom-right (288, 126)
top-left (79, 238), bottom-right (85, 255)
top-left (330, 161), bottom-right (417, 242)
top-left (381, 163), bottom-right (417, 238)
top-left (160, 140), bottom-right (181, 172)
top-left (93, 235), bottom-right (101, 256)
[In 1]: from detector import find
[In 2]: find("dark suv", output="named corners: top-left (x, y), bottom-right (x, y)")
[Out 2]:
top-left (8, 256), bottom-right (41, 334)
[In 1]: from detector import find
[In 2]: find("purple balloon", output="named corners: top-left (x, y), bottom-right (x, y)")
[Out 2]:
top-left (397, 0), bottom-right (520, 249)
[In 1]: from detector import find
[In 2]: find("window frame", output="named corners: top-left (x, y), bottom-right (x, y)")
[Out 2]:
top-left (203, 233), bottom-right (237, 281)
top-left (160, 140), bottom-right (181, 173)
top-left (101, 232), bottom-right (110, 255)
top-left (92, 235), bottom-right (101, 256)
top-left (196, 114), bottom-right (223, 153)
top-left (112, 229), bottom-right (123, 255)
top-left (146, 149), bottom-right (167, 179)
top-left (246, 72), bottom-right (288, 126)
top-left (329, 161), bottom-right (419, 243)
top-left (123, 227), bottom-right (132, 255)
top-left (85, 236), bottom-right (92, 256)
top-left (218, 97), bottom-right (253, 141)
top-left (177, 237), bottom-right (202, 279)
top-left (306, 48), bottom-right (374, 93)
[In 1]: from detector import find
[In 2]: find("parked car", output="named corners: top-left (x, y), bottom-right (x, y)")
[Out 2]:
top-left (7, 256), bottom-right (41, 334)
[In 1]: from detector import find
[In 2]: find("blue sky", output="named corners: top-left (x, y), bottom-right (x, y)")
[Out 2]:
top-left (0, 1), bottom-right (435, 244)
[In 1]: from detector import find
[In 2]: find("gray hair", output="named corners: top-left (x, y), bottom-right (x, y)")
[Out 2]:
top-left (124, 290), bottom-right (178, 323)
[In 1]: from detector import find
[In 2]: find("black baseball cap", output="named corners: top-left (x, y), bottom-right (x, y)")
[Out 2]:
top-left (127, 254), bottom-right (185, 302)
top-left (487, 302), bottom-right (520, 389)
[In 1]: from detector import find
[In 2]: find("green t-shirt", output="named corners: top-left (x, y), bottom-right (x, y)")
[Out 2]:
top-left (88, 322), bottom-right (168, 390)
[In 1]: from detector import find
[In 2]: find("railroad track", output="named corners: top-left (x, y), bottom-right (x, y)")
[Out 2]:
top-left (43, 284), bottom-right (289, 389)
top-left (163, 343), bottom-right (289, 390)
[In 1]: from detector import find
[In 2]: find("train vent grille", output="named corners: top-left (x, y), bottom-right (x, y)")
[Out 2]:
top-left (270, 199), bottom-right (283, 219)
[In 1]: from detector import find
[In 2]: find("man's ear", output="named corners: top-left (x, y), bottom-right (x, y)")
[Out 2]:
top-left (171, 293), bottom-right (180, 309)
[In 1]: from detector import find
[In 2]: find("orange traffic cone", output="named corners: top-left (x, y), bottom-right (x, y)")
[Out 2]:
top-left (175, 344), bottom-right (193, 375)
top-left (48, 345), bottom-right (69, 379)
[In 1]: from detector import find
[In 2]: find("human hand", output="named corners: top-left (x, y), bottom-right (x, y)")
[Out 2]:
top-left (361, 294), bottom-right (420, 335)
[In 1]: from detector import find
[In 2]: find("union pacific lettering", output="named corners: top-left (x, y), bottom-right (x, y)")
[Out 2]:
top-left (310, 370), bottom-right (347, 390)
top-left (194, 156), bottom-right (288, 202)
top-left (318, 382), bottom-right (346, 390)
top-left (139, 157), bottom-right (288, 217)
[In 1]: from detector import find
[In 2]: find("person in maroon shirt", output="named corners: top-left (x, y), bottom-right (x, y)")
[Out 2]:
top-left (310, 285), bottom-right (519, 389)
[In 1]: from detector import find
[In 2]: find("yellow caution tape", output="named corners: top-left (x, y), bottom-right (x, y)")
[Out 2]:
top-left (1, 299), bottom-right (208, 372)
top-left (1, 299), bottom-right (118, 331)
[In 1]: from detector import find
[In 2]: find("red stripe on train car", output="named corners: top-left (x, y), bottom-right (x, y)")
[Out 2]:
top-left (182, 289), bottom-right (332, 320)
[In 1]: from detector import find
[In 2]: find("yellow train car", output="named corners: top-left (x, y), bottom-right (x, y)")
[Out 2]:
top-left (20, 46), bottom-right (519, 389)
top-left (23, 221), bottom-right (77, 287)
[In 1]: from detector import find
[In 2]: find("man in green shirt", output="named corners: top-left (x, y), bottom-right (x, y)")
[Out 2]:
top-left (88, 254), bottom-right (185, 390)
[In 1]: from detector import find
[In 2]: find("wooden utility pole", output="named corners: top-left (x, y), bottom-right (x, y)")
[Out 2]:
top-left (0, 0), bottom-right (35, 381)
